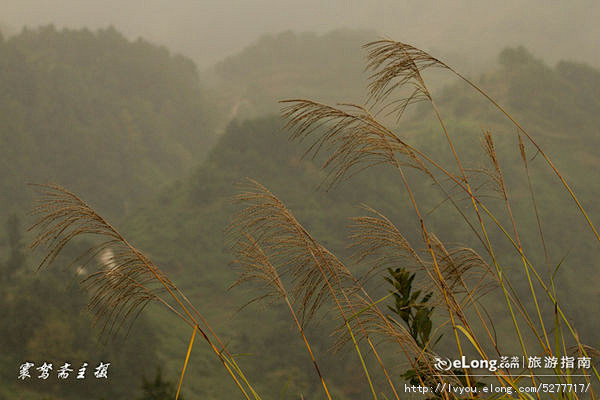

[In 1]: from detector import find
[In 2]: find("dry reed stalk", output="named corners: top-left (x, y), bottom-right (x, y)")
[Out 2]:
top-left (28, 184), bottom-right (259, 400)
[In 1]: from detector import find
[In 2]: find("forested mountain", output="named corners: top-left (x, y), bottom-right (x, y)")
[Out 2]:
top-left (0, 25), bottom-right (220, 222)
top-left (120, 48), bottom-right (600, 399)
top-left (210, 29), bottom-right (376, 121)
top-left (0, 25), bottom-right (220, 400)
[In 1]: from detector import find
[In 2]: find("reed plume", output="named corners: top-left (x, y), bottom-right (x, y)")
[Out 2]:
top-left (280, 100), bottom-right (430, 189)
top-left (28, 183), bottom-right (261, 400)
top-left (29, 184), bottom-right (182, 336)
top-left (229, 179), bottom-right (355, 325)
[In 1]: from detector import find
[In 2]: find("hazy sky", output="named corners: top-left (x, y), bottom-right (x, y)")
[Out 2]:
top-left (2, 0), bottom-right (598, 69)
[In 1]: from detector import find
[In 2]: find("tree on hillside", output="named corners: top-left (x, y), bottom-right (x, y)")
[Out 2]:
top-left (137, 368), bottom-right (183, 400)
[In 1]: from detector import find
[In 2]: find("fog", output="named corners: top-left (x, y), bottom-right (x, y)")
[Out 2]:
top-left (2, 0), bottom-right (598, 70)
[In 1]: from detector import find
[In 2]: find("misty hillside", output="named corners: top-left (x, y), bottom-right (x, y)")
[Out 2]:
top-left (120, 48), bottom-right (600, 399)
top-left (3, 1), bottom-right (599, 70)
top-left (211, 29), bottom-right (375, 121)
top-left (0, 25), bottom-right (220, 221)
top-left (0, 25), bottom-right (227, 400)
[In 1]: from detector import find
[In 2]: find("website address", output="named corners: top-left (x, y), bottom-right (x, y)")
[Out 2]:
top-left (404, 382), bottom-right (591, 395)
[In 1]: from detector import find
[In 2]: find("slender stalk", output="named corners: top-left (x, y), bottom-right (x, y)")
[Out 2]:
top-left (176, 325), bottom-right (197, 400)
top-left (283, 296), bottom-right (333, 400)
top-left (347, 321), bottom-right (378, 400)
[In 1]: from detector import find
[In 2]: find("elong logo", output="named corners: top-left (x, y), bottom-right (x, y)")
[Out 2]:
top-left (434, 356), bottom-right (500, 372)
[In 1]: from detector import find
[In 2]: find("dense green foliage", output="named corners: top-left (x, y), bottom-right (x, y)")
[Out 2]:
top-left (0, 25), bottom-right (219, 221)
top-left (386, 268), bottom-right (434, 350)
